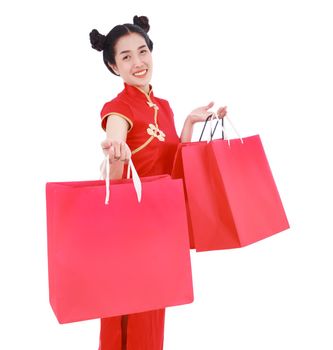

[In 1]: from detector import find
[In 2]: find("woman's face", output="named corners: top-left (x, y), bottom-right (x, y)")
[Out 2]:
top-left (110, 33), bottom-right (153, 93)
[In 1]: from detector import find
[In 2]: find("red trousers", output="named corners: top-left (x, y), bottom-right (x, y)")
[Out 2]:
top-left (99, 309), bottom-right (165, 350)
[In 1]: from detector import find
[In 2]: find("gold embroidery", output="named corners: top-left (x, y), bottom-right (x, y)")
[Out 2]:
top-left (131, 85), bottom-right (167, 155)
top-left (132, 136), bottom-right (155, 155)
top-left (147, 124), bottom-right (166, 141)
top-left (147, 101), bottom-right (159, 110)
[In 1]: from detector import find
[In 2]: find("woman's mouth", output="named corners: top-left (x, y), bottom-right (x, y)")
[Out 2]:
top-left (133, 69), bottom-right (148, 78)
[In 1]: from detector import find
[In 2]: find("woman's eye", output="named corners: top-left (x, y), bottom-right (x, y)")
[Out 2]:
top-left (140, 49), bottom-right (147, 54)
top-left (122, 55), bottom-right (130, 61)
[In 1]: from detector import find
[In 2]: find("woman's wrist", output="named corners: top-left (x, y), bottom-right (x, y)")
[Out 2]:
top-left (186, 114), bottom-right (195, 125)
top-left (180, 116), bottom-right (195, 143)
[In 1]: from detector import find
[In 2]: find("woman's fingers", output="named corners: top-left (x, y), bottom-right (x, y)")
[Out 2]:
top-left (119, 141), bottom-right (126, 162)
top-left (101, 139), bottom-right (111, 149)
top-left (205, 101), bottom-right (215, 110)
top-left (121, 142), bottom-right (131, 162)
top-left (217, 106), bottom-right (227, 118)
top-left (108, 144), bottom-right (115, 163)
top-left (104, 140), bottom-right (131, 163)
top-left (118, 141), bottom-right (129, 162)
top-left (113, 141), bottom-right (121, 160)
top-left (217, 106), bottom-right (227, 113)
top-left (188, 102), bottom-right (227, 123)
top-left (101, 139), bottom-right (111, 156)
top-left (120, 141), bottom-right (126, 159)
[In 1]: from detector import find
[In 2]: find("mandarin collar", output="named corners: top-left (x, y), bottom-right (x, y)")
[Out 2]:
top-left (124, 83), bottom-right (154, 101)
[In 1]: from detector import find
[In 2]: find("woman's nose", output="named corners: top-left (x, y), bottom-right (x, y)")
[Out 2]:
top-left (132, 54), bottom-right (143, 67)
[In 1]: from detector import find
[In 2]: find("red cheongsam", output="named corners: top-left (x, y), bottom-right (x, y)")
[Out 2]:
top-left (98, 83), bottom-right (180, 350)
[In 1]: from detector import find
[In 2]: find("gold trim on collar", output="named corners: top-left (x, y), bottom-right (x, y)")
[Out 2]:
top-left (133, 85), bottom-right (153, 99)
top-left (128, 85), bottom-right (167, 155)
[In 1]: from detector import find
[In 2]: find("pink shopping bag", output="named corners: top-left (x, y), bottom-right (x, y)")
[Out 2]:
top-left (172, 117), bottom-right (289, 251)
top-left (46, 173), bottom-right (193, 323)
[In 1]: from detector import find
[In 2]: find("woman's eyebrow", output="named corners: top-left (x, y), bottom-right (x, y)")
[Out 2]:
top-left (137, 45), bottom-right (147, 50)
top-left (119, 45), bottom-right (147, 55)
top-left (119, 49), bottom-right (131, 55)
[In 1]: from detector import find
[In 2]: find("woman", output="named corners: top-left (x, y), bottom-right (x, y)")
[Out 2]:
top-left (90, 15), bottom-right (226, 350)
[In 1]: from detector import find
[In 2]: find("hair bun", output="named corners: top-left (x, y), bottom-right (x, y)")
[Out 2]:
top-left (133, 15), bottom-right (150, 33)
top-left (89, 29), bottom-right (107, 51)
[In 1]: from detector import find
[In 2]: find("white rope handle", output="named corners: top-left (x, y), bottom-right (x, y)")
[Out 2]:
top-left (101, 155), bottom-right (142, 205)
top-left (209, 113), bottom-right (244, 145)
top-left (126, 158), bottom-right (142, 203)
top-left (224, 116), bottom-right (243, 143)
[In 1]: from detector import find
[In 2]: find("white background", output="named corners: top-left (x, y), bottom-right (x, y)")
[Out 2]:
top-left (1, 0), bottom-right (332, 349)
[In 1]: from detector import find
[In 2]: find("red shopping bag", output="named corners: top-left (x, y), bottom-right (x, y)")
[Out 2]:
top-left (46, 174), bottom-right (193, 324)
top-left (172, 135), bottom-right (289, 252)
top-left (172, 145), bottom-right (196, 249)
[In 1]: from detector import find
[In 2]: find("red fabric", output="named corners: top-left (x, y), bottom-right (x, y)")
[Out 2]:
top-left (99, 310), bottom-right (165, 350)
top-left (46, 176), bottom-right (193, 323)
top-left (99, 316), bottom-right (122, 349)
top-left (98, 84), bottom-right (182, 349)
top-left (172, 135), bottom-right (289, 251)
top-left (101, 83), bottom-right (180, 177)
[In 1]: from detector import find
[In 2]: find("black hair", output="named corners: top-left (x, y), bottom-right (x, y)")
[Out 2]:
top-left (89, 15), bottom-right (153, 75)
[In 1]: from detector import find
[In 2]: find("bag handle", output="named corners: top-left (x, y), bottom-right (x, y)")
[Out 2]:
top-left (222, 116), bottom-right (243, 143)
top-left (101, 155), bottom-right (142, 205)
top-left (199, 114), bottom-right (243, 145)
top-left (199, 114), bottom-right (222, 141)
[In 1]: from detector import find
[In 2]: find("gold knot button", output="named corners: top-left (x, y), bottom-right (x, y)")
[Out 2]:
top-left (147, 101), bottom-right (159, 110)
top-left (147, 124), bottom-right (166, 141)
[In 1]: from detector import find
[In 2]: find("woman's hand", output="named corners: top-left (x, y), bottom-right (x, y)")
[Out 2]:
top-left (180, 102), bottom-right (228, 142)
top-left (101, 139), bottom-right (131, 164)
top-left (216, 105), bottom-right (228, 119)
top-left (188, 102), bottom-right (227, 124)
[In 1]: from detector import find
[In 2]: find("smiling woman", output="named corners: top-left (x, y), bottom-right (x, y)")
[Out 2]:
top-left (109, 34), bottom-right (153, 93)
top-left (89, 15), bottom-right (227, 350)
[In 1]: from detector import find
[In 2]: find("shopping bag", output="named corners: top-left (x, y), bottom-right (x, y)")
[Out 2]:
top-left (46, 161), bottom-right (193, 324)
top-left (172, 117), bottom-right (289, 251)
top-left (172, 145), bottom-right (196, 249)
top-left (171, 115), bottom-right (225, 250)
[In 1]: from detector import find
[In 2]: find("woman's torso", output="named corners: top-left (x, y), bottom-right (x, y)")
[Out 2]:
top-left (101, 83), bottom-right (180, 177)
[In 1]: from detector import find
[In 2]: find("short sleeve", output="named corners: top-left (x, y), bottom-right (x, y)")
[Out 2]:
top-left (100, 100), bottom-right (134, 132)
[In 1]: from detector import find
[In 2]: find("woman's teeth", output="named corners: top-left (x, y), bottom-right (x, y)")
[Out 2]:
top-left (134, 70), bottom-right (147, 76)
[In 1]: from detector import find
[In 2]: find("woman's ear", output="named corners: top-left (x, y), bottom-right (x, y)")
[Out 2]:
top-left (108, 62), bottom-right (119, 76)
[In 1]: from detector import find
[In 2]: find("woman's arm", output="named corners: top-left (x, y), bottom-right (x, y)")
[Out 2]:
top-left (101, 116), bottom-right (131, 180)
top-left (180, 116), bottom-right (196, 143)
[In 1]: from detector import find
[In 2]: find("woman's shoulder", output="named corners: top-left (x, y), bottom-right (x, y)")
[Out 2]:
top-left (153, 94), bottom-right (173, 114)
top-left (100, 90), bottom-right (135, 131)
top-left (100, 91), bottom-right (132, 118)
top-left (154, 95), bottom-right (169, 104)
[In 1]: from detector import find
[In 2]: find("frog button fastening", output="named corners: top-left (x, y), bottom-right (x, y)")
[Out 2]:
top-left (147, 101), bottom-right (159, 110)
top-left (147, 124), bottom-right (166, 141)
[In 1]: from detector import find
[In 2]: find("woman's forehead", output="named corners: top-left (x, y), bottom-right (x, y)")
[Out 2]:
top-left (115, 33), bottom-right (147, 54)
